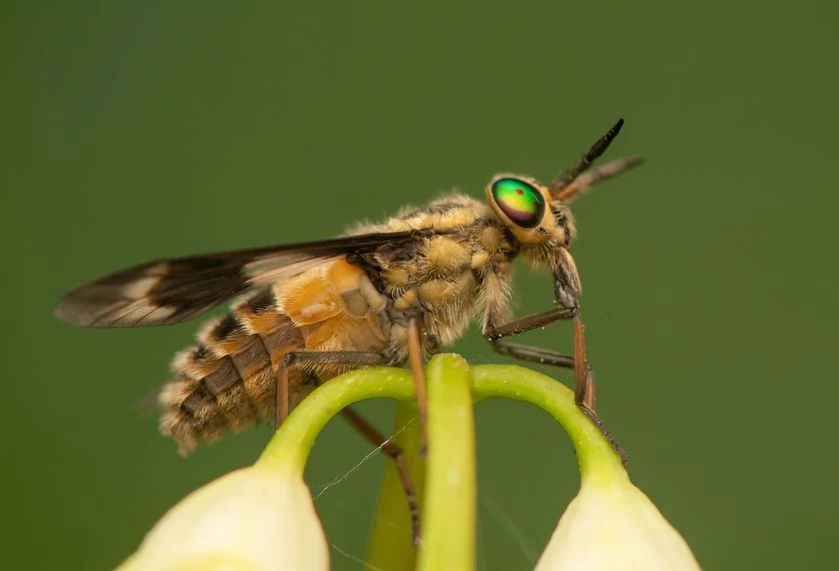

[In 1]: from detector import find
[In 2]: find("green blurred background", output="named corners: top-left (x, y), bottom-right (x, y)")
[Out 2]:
top-left (4, 1), bottom-right (837, 569)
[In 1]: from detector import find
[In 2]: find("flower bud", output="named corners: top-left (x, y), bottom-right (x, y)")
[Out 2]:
top-left (536, 474), bottom-right (701, 571)
top-left (118, 465), bottom-right (329, 571)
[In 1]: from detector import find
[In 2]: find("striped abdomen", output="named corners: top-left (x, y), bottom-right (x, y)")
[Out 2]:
top-left (158, 287), bottom-right (305, 455)
top-left (158, 256), bottom-right (394, 455)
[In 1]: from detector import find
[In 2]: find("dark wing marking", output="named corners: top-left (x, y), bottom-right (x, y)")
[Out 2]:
top-left (55, 230), bottom-right (424, 328)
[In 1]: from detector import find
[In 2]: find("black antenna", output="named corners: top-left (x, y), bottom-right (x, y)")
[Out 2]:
top-left (550, 118), bottom-right (625, 196)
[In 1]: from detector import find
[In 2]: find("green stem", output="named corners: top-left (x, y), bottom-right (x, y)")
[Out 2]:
top-left (417, 354), bottom-right (476, 571)
top-left (471, 364), bottom-right (626, 487)
top-left (257, 367), bottom-right (415, 474)
top-left (365, 400), bottom-right (426, 570)
top-left (256, 359), bottom-right (625, 571)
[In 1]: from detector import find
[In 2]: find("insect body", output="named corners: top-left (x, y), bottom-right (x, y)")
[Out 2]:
top-left (56, 119), bottom-right (641, 455)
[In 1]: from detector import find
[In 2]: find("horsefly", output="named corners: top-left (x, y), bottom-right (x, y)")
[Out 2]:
top-left (56, 118), bottom-right (641, 542)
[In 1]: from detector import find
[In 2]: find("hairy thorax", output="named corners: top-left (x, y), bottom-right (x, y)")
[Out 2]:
top-left (352, 193), bottom-right (516, 349)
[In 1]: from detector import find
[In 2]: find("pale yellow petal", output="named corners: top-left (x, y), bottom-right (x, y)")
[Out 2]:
top-left (119, 467), bottom-right (328, 571)
top-left (536, 480), bottom-right (701, 571)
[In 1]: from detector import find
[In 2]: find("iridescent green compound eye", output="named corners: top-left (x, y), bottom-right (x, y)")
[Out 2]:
top-left (491, 177), bottom-right (545, 228)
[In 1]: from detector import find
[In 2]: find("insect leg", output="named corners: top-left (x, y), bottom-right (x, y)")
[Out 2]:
top-left (483, 306), bottom-right (579, 368)
top-left (275, 350), bottom-right (384, 428)
top-left (573, 313), bottom-right (593, 409)
top-left (570, 313), bottom-right (627, 464)
top-left (408, 317), bottom-right (429, 456)
top-left (278, 350), bottom-right (422, 543)
top-left (340, 406), bottom-right (422, 545)
top-left (484, 305), bottom-right (593, 404)
top-left (483, 305), bottom-right (628, 464)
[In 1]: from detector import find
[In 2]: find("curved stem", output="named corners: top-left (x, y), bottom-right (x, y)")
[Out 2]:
top-left (255, 359), bottom-right (627, 571)
top-left (257, 367), bottom-right (415, 474)
top-left (472, 364), bottom-right (626, 487)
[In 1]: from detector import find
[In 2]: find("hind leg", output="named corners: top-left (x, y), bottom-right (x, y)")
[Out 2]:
top-left (275, 349), bottom-right (423, 543)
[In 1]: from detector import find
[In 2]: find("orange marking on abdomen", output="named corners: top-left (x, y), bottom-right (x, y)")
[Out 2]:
top-left (279, 257), bottom-right (367, 325)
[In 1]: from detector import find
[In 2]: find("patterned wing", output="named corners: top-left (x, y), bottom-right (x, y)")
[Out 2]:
top-left (55, 230), bottom-right (421, 328)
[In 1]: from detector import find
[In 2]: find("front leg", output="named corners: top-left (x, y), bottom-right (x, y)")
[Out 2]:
top-left (484, 263), bottom-right (596, 405)
top-left (484, 307), bottom-right (626, 464)
top-left (483, 305), bottom-right (590, 403)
